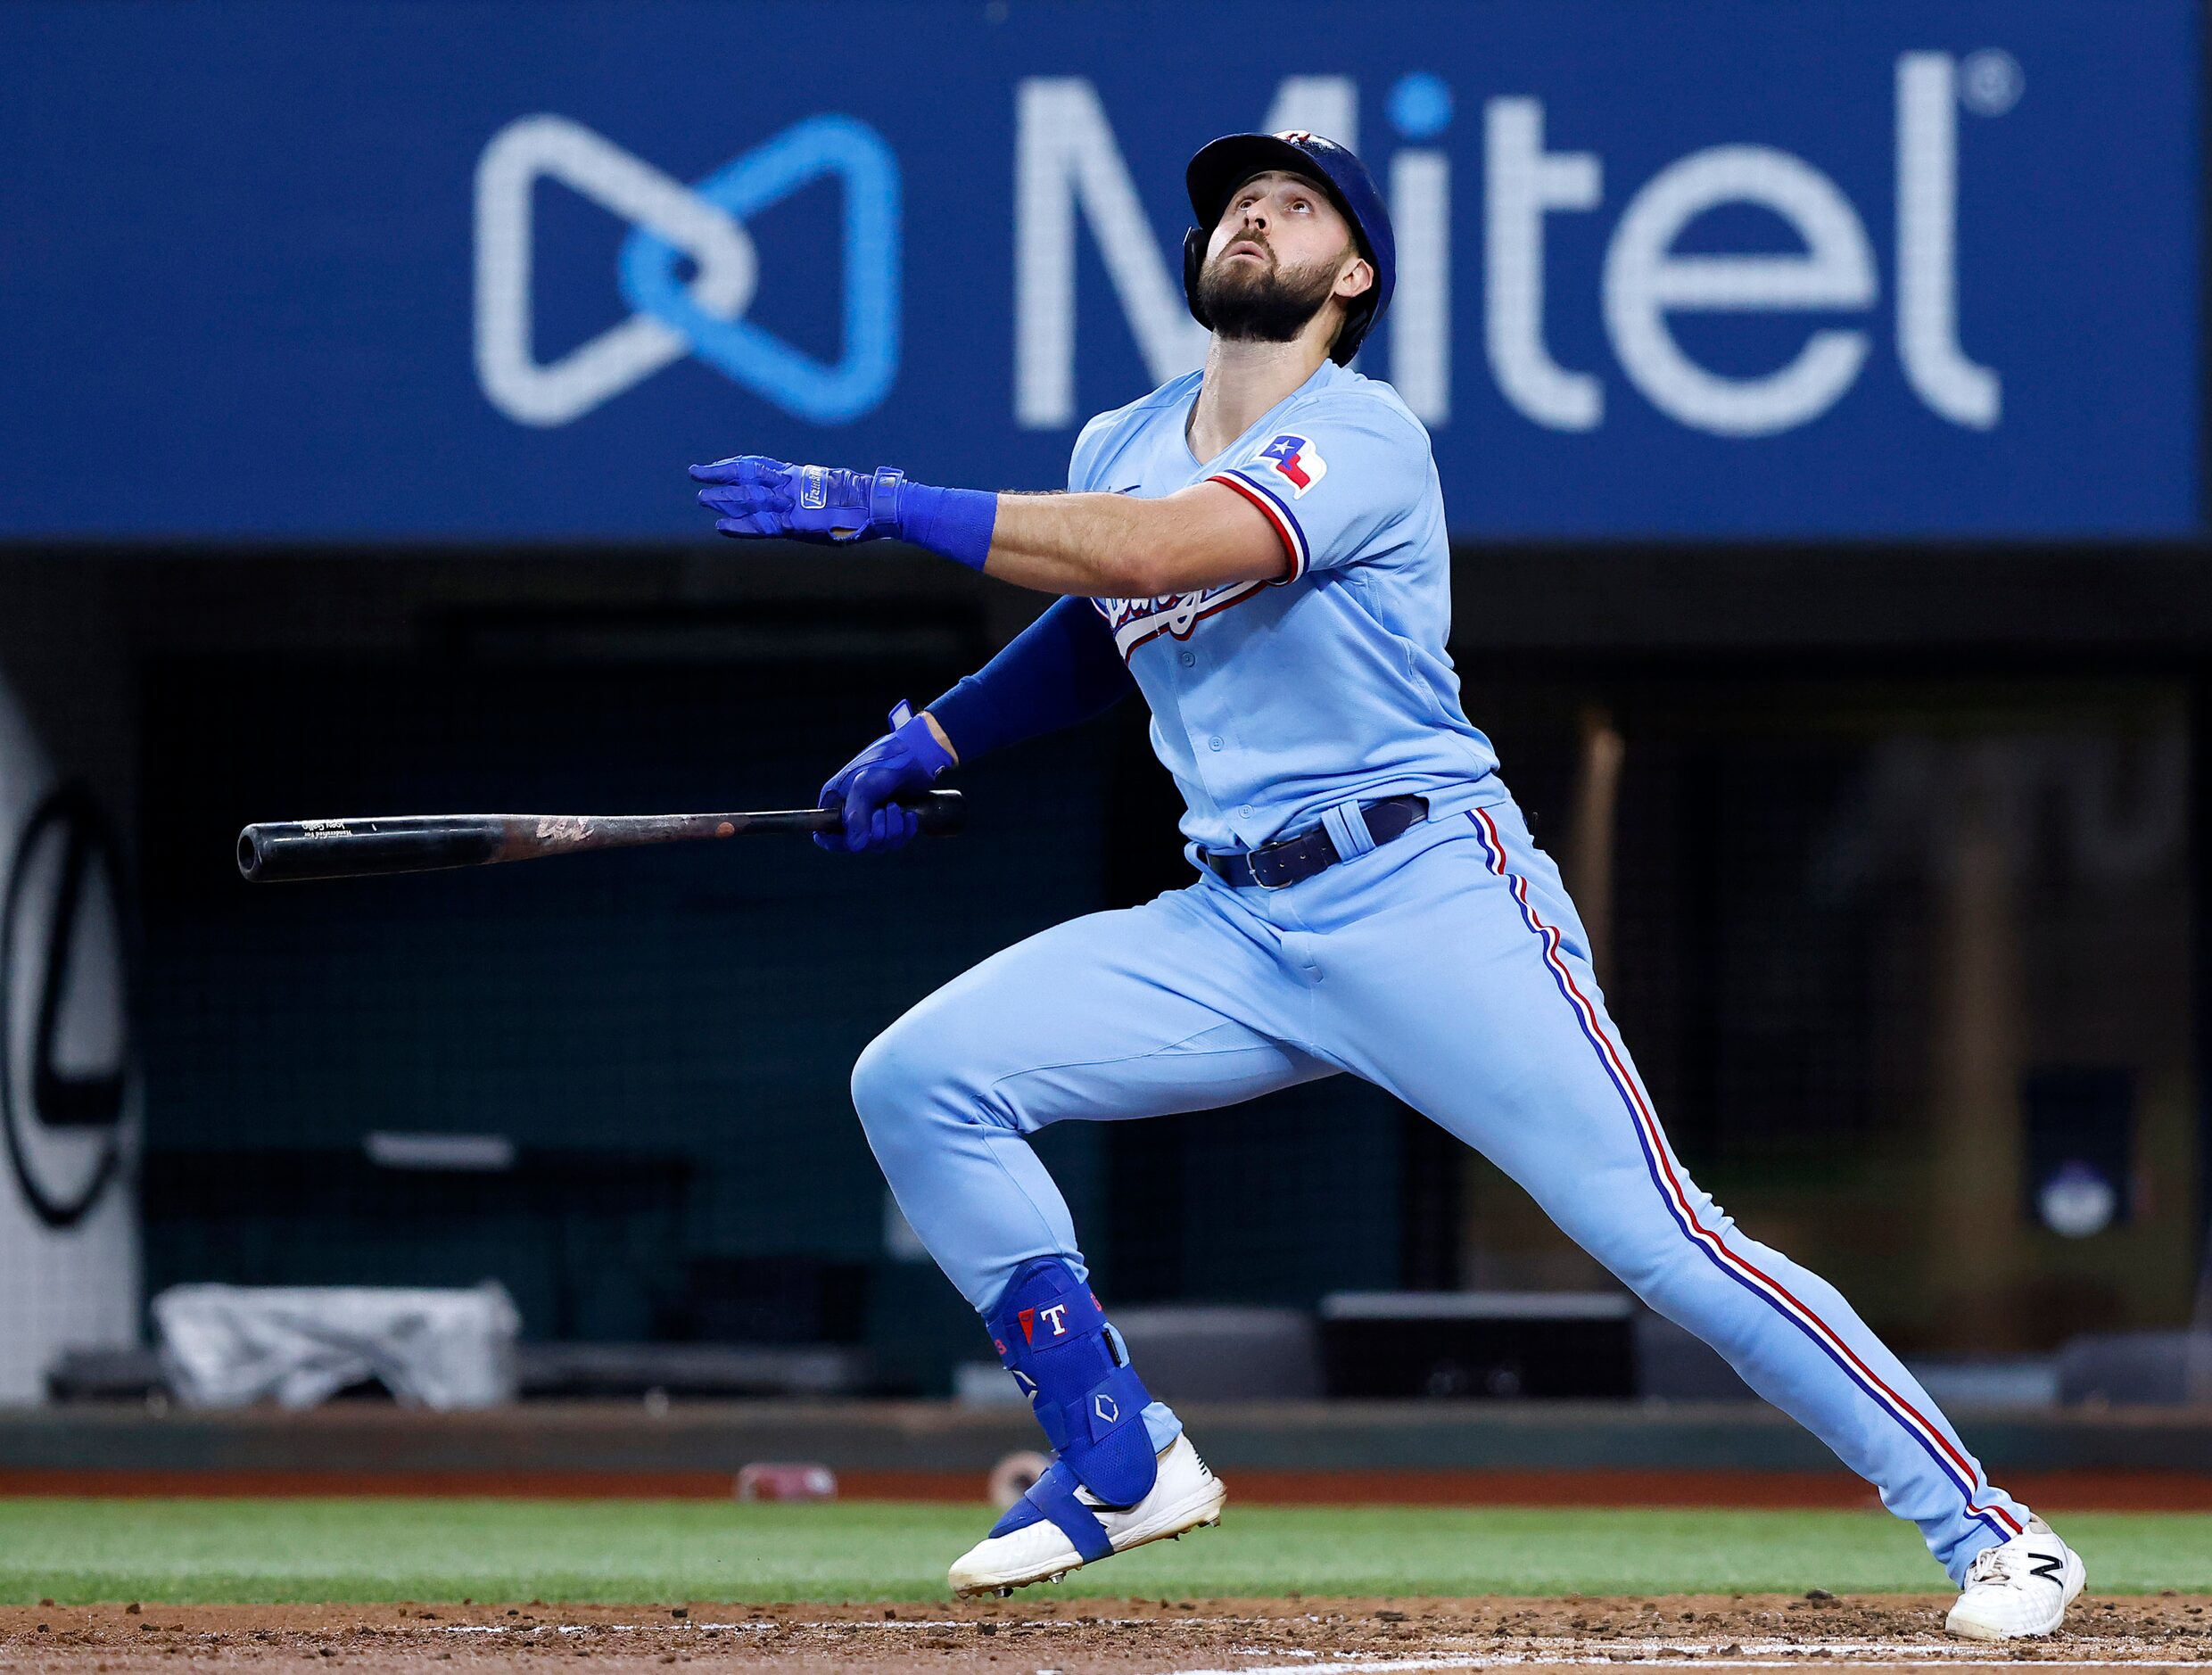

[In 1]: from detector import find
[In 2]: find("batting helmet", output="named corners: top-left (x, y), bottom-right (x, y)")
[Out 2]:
top-left (1183, 130), bottom-right (1396, 365)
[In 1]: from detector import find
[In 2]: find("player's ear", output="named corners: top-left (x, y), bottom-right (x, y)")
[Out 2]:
top-left (1336, 252), bottom-right (1374, 302)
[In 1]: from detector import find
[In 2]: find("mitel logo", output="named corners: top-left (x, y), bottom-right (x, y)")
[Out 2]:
top-left (1019, 53), bottom-right (2016, 438)
top-left (474, 114), bottom-right (901, 427)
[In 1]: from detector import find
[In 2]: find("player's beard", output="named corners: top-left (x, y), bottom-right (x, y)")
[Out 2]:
top-left (1196, 242), bottom-right (1343, 345)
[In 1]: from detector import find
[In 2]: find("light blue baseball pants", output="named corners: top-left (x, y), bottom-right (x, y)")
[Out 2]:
top-left (849, 784), bottom-right (2031, 1580)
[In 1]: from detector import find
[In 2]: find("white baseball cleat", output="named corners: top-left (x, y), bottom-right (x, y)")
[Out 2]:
top-left (947, 1434), bottom-right (1226, 1597)
top-left (1944, 1518), bottom-right (2085, 1640)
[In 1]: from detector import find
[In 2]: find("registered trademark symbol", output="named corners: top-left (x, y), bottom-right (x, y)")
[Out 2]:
top-left (1958, 49), bottom-right (2023, 117)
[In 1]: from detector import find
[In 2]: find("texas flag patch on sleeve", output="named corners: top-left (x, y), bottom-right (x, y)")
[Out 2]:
top-left (1255, 433), bottom-right (1326, 497)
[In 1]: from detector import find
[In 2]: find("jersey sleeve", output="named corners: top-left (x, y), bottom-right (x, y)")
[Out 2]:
top-left (1067, 409), bottom-right (1116, 493)
top-left (1204, 394), bottom-right (1431, 582)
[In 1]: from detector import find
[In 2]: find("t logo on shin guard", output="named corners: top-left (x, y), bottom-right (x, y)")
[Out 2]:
top-left (1020, 1303), bottom-right (1071, 1342)
top-left (1094, 1393), bottom-right (1119, 1425)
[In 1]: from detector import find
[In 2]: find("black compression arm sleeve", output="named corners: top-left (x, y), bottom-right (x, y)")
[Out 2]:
top-left (926, 596), bottom-right (1136, 763)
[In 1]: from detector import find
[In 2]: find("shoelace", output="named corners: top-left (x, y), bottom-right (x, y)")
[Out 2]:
top-left (1964, 1539), bottom-right (2056, 1590)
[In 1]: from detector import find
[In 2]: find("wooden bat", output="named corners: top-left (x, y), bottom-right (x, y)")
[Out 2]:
top-left (236, 790), bottom-right (964, 883)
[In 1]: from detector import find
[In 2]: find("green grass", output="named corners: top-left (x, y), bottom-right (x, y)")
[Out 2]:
top-left (0, 1501), bottom-right (2204, 1605)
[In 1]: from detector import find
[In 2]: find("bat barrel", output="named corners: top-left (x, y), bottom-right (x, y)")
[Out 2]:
top-left (237, 817), bottom-right (511, 883)
top-left (236, 791), bottom-right (965, 883)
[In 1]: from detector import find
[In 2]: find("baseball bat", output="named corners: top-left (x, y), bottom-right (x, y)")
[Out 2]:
top-left (236, 790), bottom-right (964, 883)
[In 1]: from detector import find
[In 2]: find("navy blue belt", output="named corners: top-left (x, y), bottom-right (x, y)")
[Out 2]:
top-left (1203, 795), bottom-right (1430, 891)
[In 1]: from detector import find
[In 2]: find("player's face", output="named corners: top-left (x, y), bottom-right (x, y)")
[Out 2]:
top-left (1196, 170), bottom-right (1374, 348)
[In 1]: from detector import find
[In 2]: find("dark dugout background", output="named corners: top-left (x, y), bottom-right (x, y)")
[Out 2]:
top-left (0, 0), bottom-right (2200, 1400)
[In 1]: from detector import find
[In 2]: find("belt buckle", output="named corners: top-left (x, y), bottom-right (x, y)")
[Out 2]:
top-left (1248, 842), bottom-right (1296, 891)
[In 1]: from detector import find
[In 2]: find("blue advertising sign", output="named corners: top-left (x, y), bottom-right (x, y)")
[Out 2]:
top-left (0, 1), bottom-right (2195, 539)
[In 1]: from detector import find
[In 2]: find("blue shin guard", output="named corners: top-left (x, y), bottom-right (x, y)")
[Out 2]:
top-left (983, 1259), bottom-right (1160, 1557)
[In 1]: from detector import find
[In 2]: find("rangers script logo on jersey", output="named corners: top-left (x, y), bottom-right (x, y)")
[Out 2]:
top-left (1094, 582), bottom-right (1272, 661)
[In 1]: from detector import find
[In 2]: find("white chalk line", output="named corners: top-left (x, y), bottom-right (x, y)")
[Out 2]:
top-left (1188, 1663), bottom-right (2207, 1675)
top-left (1189, 1643), bottom-right (2211, 1671)
top-left (1203, 1654), bottom-right (2212, 1663)
top-left (1182, 1646), bottom-right (2212, 1674)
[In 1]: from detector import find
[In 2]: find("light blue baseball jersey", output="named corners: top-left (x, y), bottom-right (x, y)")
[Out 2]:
top-left (1069, 359), bottom-right (1498, 853)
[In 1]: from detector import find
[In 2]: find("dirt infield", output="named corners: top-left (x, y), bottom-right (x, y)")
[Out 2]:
top-left (2, 1595), bottom-right (2207, 1673)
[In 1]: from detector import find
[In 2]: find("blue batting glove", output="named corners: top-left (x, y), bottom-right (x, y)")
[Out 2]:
top-left (689, 455), bottom-right (904, 544)
top-left (689, 455), bottom-right (998, 568)
top-left (815, 701), bottom-right (956, 854)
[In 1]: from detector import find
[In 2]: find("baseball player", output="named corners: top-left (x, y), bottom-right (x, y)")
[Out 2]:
top-left (690, 131), bottom-right (2083, 1638)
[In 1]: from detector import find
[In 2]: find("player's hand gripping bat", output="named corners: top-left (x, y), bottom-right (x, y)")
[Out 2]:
top-left (236, 791), bottom-right (963, 883)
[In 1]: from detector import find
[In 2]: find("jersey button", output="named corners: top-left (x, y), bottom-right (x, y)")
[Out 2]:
top-left (1208, 735), bottom-right (1225, 752)
top-left (1239, 804), bottom-right (1255, 818)
top-left (1178, 649), bottom-right (1196, 667)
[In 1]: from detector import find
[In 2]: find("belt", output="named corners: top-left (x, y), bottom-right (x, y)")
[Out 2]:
top-left (1202, 795), bottom-right (1430, 891)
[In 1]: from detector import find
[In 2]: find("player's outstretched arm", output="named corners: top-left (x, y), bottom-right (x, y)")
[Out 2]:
top-left (689, 457), bottom-right (1287, 598)
top-left (810, 598), bottom-right (1135, 856)
top-left (983, 483), bottom-right (1285, 597)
